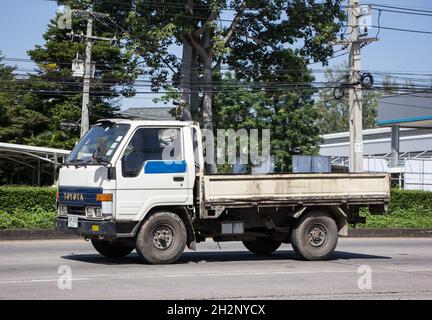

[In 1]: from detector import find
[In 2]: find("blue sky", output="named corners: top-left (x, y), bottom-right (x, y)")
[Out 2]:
top-left (1, 0), bottom-right (431, 110)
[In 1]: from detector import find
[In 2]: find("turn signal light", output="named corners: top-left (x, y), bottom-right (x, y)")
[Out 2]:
top-left (96, 193), bottom-right (113, 202)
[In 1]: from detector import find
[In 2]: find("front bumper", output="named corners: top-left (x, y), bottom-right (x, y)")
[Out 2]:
top-left (55, 217), bottom-right (117, 240)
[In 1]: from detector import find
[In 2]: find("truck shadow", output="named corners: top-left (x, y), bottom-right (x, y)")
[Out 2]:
top-left (61, 250), bottom-right (390, 265)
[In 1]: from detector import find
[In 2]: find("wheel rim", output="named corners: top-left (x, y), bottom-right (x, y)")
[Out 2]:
top-left (306, 223), bottom-right (327, 247)
top-left (150, 224), bottom-right (174, 250)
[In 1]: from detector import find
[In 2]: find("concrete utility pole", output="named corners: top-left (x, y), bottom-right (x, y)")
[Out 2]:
top-left (81, 14), bottom-right (93, 138)
top-left (68, 9), bottom-right (113, 137)
top-left (343, 0), bottom-right (378, 172)
top-left (348, 0), bottom-right (363, 173)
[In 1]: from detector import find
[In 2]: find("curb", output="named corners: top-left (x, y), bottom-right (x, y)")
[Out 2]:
top-left (347, 228), bottom-right (432, 238)
top-left (0, 228), bottom-right (431, 241)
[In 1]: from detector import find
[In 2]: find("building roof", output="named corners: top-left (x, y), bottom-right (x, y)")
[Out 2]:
top-left (322, 127), bottom-right (413, 142)
top-left (378, 92), bottom-right (432, 128)
top-left (119, 107), bottom-right (175, 120)
top-left (0, 142), bottom-right (70, 159)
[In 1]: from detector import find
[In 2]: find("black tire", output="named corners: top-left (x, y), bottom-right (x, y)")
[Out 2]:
top-left (243, 238), bottom-right (282, 255)
top-left (135, 211), bottom-right (187, 264)
top-left (91, 239), bottom-right (134, 258)
top-left (291, 211), bottom-right (338, 261)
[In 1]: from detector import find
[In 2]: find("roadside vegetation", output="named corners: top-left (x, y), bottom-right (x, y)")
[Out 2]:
top-left (0, 186), bottom-right (56, 229)
top-left (0, 186), bottom-right (431, 230)
top-left (360, 189), bottom-right (432, 228)
top-left (0, 208), bottom-right (56, 230)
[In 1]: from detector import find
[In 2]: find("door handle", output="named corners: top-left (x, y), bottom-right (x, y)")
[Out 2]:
top-left (173, 177), bottom-right (184, 182)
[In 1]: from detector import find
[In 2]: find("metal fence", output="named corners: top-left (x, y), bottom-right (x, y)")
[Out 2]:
top-left (330, 154), bottom-right (432, 191)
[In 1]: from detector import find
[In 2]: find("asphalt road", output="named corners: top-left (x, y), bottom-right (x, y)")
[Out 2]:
top-left (0, 238), bottom-right (431, 299)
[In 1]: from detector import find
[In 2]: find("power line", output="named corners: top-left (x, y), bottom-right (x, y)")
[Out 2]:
top-left (374, 25), bottom-right (432, 35)
top-left (370, 3), bottom-right (432, 14)
top-left (6, 59), bottom-right (432, 75)
top-left (372, 7), bottom-right (432, 17)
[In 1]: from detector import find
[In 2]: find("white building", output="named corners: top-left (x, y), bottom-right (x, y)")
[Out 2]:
top-left (319, 93), bottom-right (432, 190)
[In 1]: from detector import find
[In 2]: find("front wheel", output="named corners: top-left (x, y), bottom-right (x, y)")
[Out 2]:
top-left (135, 211), bottom-right (187, 264)
top-left (291, 211), bottom-right (338, 261)
top-left (91, 239), bottom-right (134, 258)
top-left (243, 238), bottom-right (282, 255)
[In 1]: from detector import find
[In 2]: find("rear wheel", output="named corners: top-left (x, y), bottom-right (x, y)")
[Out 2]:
top-left (291, 211), bottom-right (338, 261)
top-left (91, 239), bottom-right (134, 258)
top-left (135, 211), bottom-right (187, 264)
top-left (243, 238), bottom-right (282, 255)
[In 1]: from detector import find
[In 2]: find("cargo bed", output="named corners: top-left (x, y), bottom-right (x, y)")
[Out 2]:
top-left (203, 173), bottom-right (390, 208)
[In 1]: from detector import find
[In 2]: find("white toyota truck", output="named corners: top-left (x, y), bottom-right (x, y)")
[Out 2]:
top-left (55, 119), bottom-right (390, 264)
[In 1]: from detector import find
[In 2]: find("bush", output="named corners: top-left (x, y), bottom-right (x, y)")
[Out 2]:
top-left (0, 186), bottom-right (57, 230)
top-left (389, 188), bottom-right (432, 212)
top-left (0, 207), bottom-right (56, 230)
top-left (361, 208), bottom-right (432, 228)
top-left (0, 186), bottom-right (56, 212)
top-left (358, 188), bottom-right (432, 228)
top-left (1, 186), bottom-right (432, 230)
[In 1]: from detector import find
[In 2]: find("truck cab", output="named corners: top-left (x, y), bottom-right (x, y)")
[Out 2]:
top-left (56, 119), bottom-right (199, 262)
top-left (56, 119), bottom-right (390, 264)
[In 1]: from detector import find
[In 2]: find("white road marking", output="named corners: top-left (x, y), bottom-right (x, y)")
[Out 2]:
top-left (0, 269), bottom-right (355, 285)
top-left (1, 267), bottom-right (431, 286)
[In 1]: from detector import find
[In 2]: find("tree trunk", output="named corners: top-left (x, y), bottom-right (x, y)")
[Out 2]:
top-left (202, 53), bottom-right (217, 173)
top-left (190, 48), bottom-right (199, 120)
top-left (180, 39), bottom-right (193, 121)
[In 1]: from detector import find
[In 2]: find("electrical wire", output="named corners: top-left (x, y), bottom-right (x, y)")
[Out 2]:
top-left (371, 7), bottom-right (432, 17)
top-left (370, 3), bottom-right (432, 14)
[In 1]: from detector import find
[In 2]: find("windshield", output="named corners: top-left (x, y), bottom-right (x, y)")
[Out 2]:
top-left (67, 123), bottom-right (130, 163)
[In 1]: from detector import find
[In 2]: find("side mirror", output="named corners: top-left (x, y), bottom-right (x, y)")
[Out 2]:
top-left (107, 167), bottom-right (116, 180)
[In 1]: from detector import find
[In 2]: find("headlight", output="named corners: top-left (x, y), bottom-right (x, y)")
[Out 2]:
top-left (85, 206), bottom-right (102, 219)
top-left (58, 205), bottom-right (68, 216)
top-left (94, 207), bottom-right (102, 218)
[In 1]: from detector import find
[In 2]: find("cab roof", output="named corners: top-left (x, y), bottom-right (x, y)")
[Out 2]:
top-left (96, 118), bottom-right (194, 127)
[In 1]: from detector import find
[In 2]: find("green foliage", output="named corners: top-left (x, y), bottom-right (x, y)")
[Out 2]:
top-left (0, 186), bottom-right (57, 230)
top-left (1, 187), bottom-right (432, 229)
top-left (0, 186), bottom-right (56, 213)
top-left (388, 188), bottom-right (432, 211)
top-left (0, 208), bottom-right (56, 230)
top-left (2, 1), bottom-right (347, 178)
top-left (0, 54), bottom-right (48, 145)
top-left (24, 7), bottom-right (135, 148)
top-left (124, 1), bottom-right (345, 116)
top-left (0, 1), bottom-right (140, 184)
top-left (361, 208), bottom-right (432, 228)
top-left (359, 189), bottom-right (432, 228)
top-left (0, 1), bottom-right (139, 149)
top-left (214, 74), bottom-right (321, 172)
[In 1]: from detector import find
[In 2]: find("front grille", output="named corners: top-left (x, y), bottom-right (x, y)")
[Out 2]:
top-left (67, 206), bottom-right (86, 216)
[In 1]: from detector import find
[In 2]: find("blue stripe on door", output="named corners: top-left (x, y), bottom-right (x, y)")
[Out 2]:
top-left (144, 160), bottom-right (187, 174)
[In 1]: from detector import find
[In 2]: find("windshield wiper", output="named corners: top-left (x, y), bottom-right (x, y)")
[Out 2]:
top-left (92, 149), bottom-right (112, 168)
top-left (60, 159), bottom-right (88, 168)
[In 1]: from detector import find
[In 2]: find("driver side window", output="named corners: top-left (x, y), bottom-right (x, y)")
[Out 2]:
top-left (121, 127), bottom-right (182, 177)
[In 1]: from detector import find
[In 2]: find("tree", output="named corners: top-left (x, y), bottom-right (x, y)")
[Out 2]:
top-left (0, 53), bottom-right (54, 184)
top-left (0, 53), bottom-right (52, 145)
top-left (214, 73), bottom-right (321, 172)
top-left (22, 0), bottom-right (138, 149)
top-left (0, 1), bottom-right (140, 184)
top-left (124, 0), bottom-right (345, 172)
